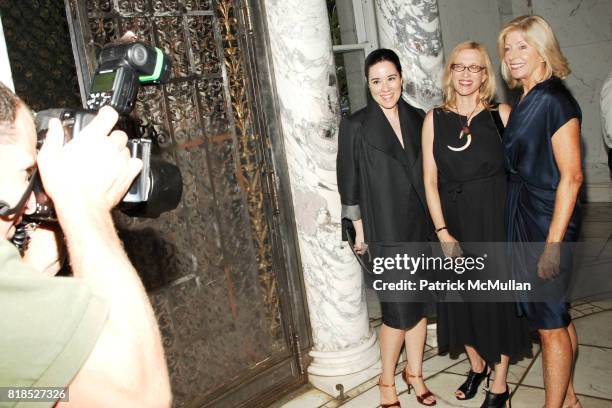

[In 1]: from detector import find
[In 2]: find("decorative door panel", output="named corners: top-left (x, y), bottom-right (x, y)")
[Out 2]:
top-left (65, 0), bottom-right (311, 406)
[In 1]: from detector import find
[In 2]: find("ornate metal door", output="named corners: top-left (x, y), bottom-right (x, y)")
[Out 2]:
top-left (64, 1), bottom-right (311, 406)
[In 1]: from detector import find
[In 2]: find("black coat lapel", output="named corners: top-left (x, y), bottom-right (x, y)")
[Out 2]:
top-left (358, 98), bottom-right (432, 235)
top-left (398, 99), bottom-right (420, 171)
top-left (397, 99), bottom-right (428, 217)
top-left (361, 101), bottom-right (412, 170)
top-left (360, 98), bottom-right (429, 219)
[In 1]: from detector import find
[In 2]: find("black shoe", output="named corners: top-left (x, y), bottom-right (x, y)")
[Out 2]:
top-left (480, 384), bottom-right (511, 408)
top-left (456, 366), bottom-right (490, 400)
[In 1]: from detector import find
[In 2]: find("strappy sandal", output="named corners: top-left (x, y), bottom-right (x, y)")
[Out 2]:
top-left (378, 376), bottom-right (401, 408)
top-left (402, 370), bottom-right (436, 406)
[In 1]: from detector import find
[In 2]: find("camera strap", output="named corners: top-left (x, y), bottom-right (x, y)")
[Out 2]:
top-left (0, 168), bottom-right (38, 217)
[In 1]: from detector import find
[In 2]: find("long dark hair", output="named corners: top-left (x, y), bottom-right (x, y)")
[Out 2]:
top-left (364, 48), bottom-right (402, 79)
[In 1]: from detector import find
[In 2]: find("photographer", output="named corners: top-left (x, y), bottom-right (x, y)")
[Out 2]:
top-left (0, 82), bottom-right (171, 407)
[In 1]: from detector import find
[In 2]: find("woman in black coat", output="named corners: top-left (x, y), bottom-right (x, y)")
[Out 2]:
top-left (337, 49), bottom-right (435, 407)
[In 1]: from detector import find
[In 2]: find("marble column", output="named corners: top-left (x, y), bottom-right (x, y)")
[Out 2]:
top-left (263, 0), bottom-right (380, 396)
top-left (0, 17), bottom-right (15, 91)
top-left (374, 0), bottom-right (445, 110)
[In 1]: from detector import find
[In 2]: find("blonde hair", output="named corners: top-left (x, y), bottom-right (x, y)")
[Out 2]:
top-left (441, 41), bottom-right (496, 111)
top-left (497, 15), bottom-right (570, 89)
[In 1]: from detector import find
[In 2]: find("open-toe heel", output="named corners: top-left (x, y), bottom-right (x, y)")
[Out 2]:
top-left (402, 370), bottom-right (436, 406)
top-left (378, 376), bottom-right (401, 408)
top-left (457, 365), bottom-right (490, 400)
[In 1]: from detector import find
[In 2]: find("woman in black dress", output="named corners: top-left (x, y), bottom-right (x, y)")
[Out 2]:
top-left (337, 49), bottom-right (435, 407)
top-left (422, 41), bottom-right (531, 408)
top-left (499, 15), bottom-right (583, 408)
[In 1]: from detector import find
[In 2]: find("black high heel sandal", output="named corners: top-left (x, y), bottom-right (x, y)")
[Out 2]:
top-left (480, 383), bottom-right (511, 408)
top-left (456, 366), bottom-right (491, 400)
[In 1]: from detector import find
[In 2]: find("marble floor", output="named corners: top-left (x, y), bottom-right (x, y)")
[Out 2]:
top-left (271, 203), bottom-right (612, 408)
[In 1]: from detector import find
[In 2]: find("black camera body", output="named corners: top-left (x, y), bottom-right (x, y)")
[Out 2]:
top-left (30, 42), bottom-right (181, 222)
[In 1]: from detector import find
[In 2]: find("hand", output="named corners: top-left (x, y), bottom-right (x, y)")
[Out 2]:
top-left (36, 106), bottom-right (143, 219)
top-left (21, 224), bottom-right (65, 277)
top-left (353, 231), bottom-right (368, 255)
top-left (537, 243), bottom-right (561, 281)
top-left (437, 230), bottom-right (463, 258)
top-left (116, 31), bottom-right (138, 43)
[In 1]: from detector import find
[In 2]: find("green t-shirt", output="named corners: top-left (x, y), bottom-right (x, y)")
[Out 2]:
top-left (0, 240), bottom-right (108, 408)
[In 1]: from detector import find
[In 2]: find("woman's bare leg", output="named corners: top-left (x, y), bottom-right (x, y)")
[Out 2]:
top-left (539, 327), bottom-right (572, 408)
top-left (404, 317), bottom-right (435, 404)
top-left (563, 322), bottom-right (582, 407)
top-left (379, 323), bottom-right (405, 404)
top-left (455, 345), bottom-right (486, 398)
top-left (490, 354), bottom-right (510, 394)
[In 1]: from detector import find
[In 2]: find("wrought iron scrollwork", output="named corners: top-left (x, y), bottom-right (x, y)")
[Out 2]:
top-left (71, 0), bottom-right (287, 405)
top-left (216, 0), bottom-right (282, 344)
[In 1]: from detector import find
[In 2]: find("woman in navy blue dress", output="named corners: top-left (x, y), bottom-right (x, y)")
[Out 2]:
top-left (498, 15), bottom-right (583, 408)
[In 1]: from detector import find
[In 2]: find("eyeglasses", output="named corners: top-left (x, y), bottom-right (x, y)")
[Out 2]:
top-left (450, 64), bottom-right (486, 73)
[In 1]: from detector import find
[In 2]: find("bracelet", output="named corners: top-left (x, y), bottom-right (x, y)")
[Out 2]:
top-left (435, 226), bottom-right (447, 234)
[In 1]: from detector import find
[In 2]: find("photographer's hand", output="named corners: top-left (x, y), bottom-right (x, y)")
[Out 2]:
top-left (36, 106), bottom-right (142, 218)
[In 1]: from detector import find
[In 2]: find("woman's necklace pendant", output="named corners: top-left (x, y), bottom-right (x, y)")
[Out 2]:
top-left (448, 102), bottom-right (478, 152)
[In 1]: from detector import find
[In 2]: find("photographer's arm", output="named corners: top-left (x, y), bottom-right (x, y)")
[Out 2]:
top-left (58, 206), bottom-right (170, 408)
top-left (37, 107), bottom-right (171, 408)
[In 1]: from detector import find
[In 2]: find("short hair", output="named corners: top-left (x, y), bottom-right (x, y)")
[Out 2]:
top-left (497, 15), bottom-right (570, 89)
top-left (364, 48), bottom-right (402, 79)
top-left (441, 41), bottom-right (496, 111)
top-left (0, 81), bottom-right (24, 145)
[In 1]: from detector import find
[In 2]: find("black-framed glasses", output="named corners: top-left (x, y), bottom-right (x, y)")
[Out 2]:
top-left (451, 64), bottom-right (486, 73)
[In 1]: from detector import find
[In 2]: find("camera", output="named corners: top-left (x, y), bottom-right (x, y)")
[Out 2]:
top-left (29, 41), bottom-right (182, 221)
